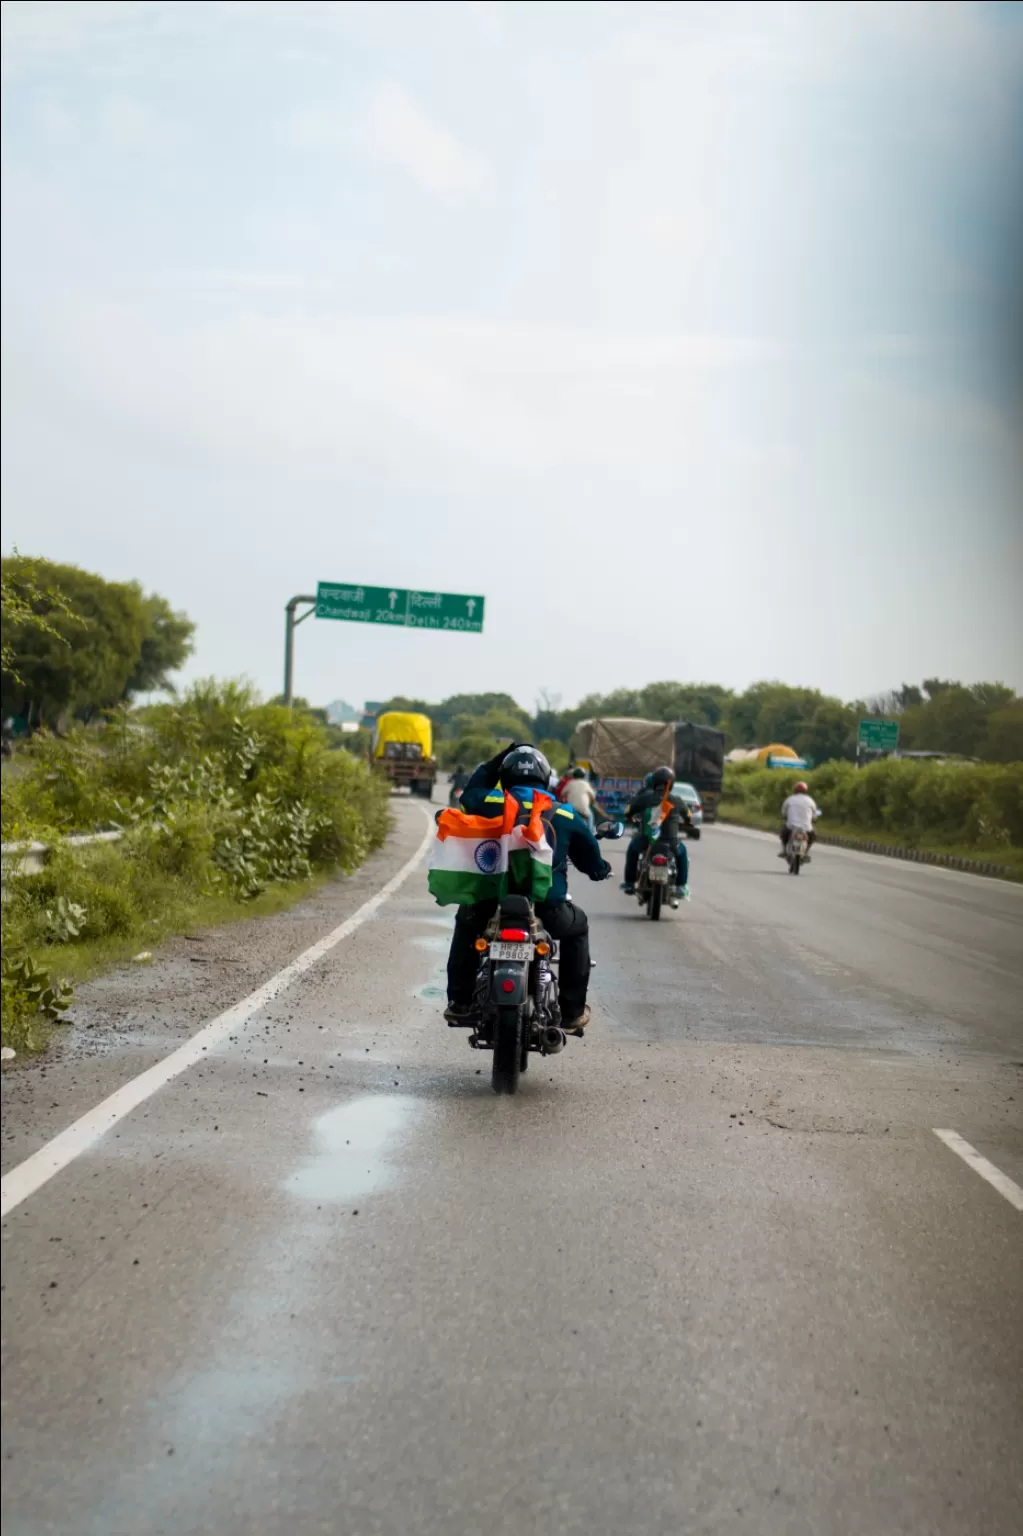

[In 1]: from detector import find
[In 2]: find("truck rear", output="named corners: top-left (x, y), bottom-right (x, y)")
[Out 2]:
top-left (572, 718), bottom-right (675, 820)
top-left (673, 721), bottom-right (725, 823)
top-left (372, 712), bottom-right (437, 799)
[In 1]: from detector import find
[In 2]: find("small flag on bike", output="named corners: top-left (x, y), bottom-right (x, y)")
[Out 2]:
top-left (427, 792), bottom-right (555, 906)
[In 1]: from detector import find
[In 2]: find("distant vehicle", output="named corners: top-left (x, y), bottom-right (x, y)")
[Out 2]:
top-left (372, 712), bottom-right (437, 799)
top-left (671, 781), bottom-right (703, 837)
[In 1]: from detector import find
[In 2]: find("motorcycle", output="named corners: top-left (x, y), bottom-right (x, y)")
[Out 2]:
top-left (468, 821), bottom-right (623, 1095)
top-left (785, 827), bottom-right (810, 874)
top-left (635, 842), bottom-right (681, 919)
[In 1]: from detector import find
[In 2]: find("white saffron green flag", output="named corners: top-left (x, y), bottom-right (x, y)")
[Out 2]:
top-left (427, 792), bottom-right (555, 907)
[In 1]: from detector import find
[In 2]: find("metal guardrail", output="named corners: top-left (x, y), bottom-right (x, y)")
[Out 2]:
top-left (0, 830), bottom-right (124, 880)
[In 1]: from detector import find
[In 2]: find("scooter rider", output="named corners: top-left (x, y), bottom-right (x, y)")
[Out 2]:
top-left (779, 781), bottom-right (820, 857)
top-left (444, 744), bottom-right (613, 1035)
top-left (621, 765), bottom-right (692, 900)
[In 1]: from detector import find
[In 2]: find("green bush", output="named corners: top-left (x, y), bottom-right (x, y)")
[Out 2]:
top-left (2, 683), bottom-right (391, 1048)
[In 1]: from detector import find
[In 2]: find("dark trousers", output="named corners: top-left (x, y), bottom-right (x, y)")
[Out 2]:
top-left (625, 835), bottom-right (688, 887)
top-left (447, 900), bottom-right (591, 1021)
top-left (780, 825), bottom-right (816, 850)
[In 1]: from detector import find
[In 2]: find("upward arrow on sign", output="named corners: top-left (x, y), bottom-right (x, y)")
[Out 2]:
top-left (466, 598), bottom-right (476, 617)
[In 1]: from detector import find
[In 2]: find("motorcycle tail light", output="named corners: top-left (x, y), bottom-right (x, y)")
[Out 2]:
top-left (651, 855), bottom-right (669, 866)
top-left (499, 928), bottom-right (528, 941)
top-left (501, 979), bottom-right (516, 993)
top-left (474, 938), bottom-right (489, 952)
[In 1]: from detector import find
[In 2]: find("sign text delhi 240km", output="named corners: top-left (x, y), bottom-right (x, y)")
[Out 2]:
top-left (315, 583), bottom-right (485, 633)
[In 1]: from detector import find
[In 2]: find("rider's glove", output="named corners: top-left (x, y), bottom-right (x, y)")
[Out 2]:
top-left (481, 742), bottom-right (521, 783)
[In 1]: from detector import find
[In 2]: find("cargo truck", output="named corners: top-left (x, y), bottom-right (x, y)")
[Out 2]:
top-left (572, 716), bottom-right (726, 824)
top-left (372, 711), bottom-right (437, 799)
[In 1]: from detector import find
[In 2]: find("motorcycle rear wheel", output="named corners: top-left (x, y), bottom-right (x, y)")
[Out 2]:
top-left (649, 885), bottom-right (663, 920)
top-left (492, 1005), bottom-right (523, 1094)
top-left (791, 855), bottom-right (801, 874)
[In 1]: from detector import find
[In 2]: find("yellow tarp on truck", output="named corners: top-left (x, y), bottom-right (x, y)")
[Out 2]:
top-left (373, 712), bottom-right (433, 760)
top-left (372, 712), bottom-right (437, 799)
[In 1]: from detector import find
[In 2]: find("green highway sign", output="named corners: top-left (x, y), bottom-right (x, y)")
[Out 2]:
top-left (857, 718), bottom-right (900, 752)
top-left (315, 583), bottom-right (485, 633)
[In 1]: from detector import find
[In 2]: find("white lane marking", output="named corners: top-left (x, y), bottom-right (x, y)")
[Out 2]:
top-left (713, 823), bottom-right (1022, 893)
top-left (932, 1129), bottom-right (1023, 1212)
top-left (1, 812), bottom-right (434, 1219)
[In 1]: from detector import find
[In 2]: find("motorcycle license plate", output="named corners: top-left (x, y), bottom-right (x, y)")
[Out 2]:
top-left (648, 866), bottom-right (670, 883)
top-left (489, 942), bottom-right (533, 962)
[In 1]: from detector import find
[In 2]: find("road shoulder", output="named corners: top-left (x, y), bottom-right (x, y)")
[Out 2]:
top-left (1, 799), bottom-right (429, 1174)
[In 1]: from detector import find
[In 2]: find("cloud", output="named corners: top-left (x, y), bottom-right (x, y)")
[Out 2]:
top-left (4, 278), bottom-right (776, 499)
top-left (355, 82), bottom-right (494, 202)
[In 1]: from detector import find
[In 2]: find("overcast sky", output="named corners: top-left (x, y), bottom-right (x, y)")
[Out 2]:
top-left (3, 0), bottom-right (1021, 713)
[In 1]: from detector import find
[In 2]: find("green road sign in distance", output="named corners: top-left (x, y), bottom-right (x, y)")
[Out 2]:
top-left (315, 583), bottom-right (485, 633)
top-left (858, 718), bottom-right (900, 751)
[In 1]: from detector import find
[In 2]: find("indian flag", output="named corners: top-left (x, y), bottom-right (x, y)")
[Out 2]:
top-left (427, 792), bottom-right (555, 907)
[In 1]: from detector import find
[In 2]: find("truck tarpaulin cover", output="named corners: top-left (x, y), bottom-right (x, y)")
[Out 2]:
top-left (673, 722), bottom-right (725, 787)
top-left (372, 712), bottom-right (433, 760)
top-left (573, 718), bottom-right (675, 778)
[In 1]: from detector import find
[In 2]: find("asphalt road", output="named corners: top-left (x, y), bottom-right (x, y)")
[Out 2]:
top-left (2, 799), bottom-right (1022, 1536)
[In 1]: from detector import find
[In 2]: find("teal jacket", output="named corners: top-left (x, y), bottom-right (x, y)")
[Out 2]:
top-left (461, 768), bottom-right (610, 904)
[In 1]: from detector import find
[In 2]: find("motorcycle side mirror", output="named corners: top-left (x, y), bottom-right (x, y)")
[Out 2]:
top-left (597, 820), bottom-right (625, 841)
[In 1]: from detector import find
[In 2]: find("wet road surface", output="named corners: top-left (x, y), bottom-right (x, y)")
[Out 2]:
top-left (2, 801), bottom-right (1021, 1535)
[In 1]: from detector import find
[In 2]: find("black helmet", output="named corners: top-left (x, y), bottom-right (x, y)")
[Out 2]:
top-left (500, 744), bottom-right (553, 790)
top-left (572, 766), bottom-right (586, 779)
top-left (650, 765), bottom-right (674, 789)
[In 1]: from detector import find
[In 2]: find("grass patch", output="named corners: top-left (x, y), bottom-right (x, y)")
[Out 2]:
top-left (717, 803), bottom-right (1023, 880)
top-left (1, 870), bottom-right (334, 1058)
top-left (52, 870), bottom-right (333, 986)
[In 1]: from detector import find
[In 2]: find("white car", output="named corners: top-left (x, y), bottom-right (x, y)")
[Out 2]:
top-left (671, 782), bottom-right (703, 837)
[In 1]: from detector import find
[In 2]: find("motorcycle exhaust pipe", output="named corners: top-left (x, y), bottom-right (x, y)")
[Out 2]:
top-left (541, 1025), bottom-right (567, 1055)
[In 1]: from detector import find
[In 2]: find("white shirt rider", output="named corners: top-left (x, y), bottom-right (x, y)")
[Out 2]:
top-left (781, 790), bottom-right (820, 832)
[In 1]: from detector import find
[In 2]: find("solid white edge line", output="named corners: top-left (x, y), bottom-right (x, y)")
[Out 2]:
top-left (932, 1129), bottom-right (1023, 1212)
top-left (0, 810), bottom-right (435, 1219)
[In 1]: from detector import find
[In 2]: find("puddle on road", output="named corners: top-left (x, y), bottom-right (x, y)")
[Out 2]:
top-left (284, 1093), bottom-right (419, 1204)
top-left (410, 934), bottom-right (451, 954)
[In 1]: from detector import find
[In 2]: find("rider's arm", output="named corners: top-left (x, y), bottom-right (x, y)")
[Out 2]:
top-left (563, 807), bottom-right (613, 880)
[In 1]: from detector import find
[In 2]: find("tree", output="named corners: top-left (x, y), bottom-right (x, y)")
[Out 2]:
top-left (982, 703), bottom-right (1023, 763)
top-left (1, 557), bottom-right (194, 728)
top-left (900, 686), bottom-right (989, 756)
top-left (800, 701), bottom-right (857, 764)
top-left (123, 592), bottom-right (195, 695)
top-left (0, 554), bottom-right (83, 687)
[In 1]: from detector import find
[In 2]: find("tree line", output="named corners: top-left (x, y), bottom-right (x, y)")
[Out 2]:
top-left (381, 677), bottom-right (1022, 767)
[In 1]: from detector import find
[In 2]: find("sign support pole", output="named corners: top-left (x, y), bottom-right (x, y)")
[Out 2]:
top-left (283, 594), bottom-right (317, 707)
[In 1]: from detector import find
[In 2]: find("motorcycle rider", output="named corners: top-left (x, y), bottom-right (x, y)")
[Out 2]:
top-left (779, 781), bottom-right (820, 858)
top-left (621, 765), bottom-right (692, 900)
top-left (444, 743), bottom-right (613, 1035)
top-left (448, 762), bottom-right (471, 805)
top-left (562, 765), bottom-right (598, 829)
